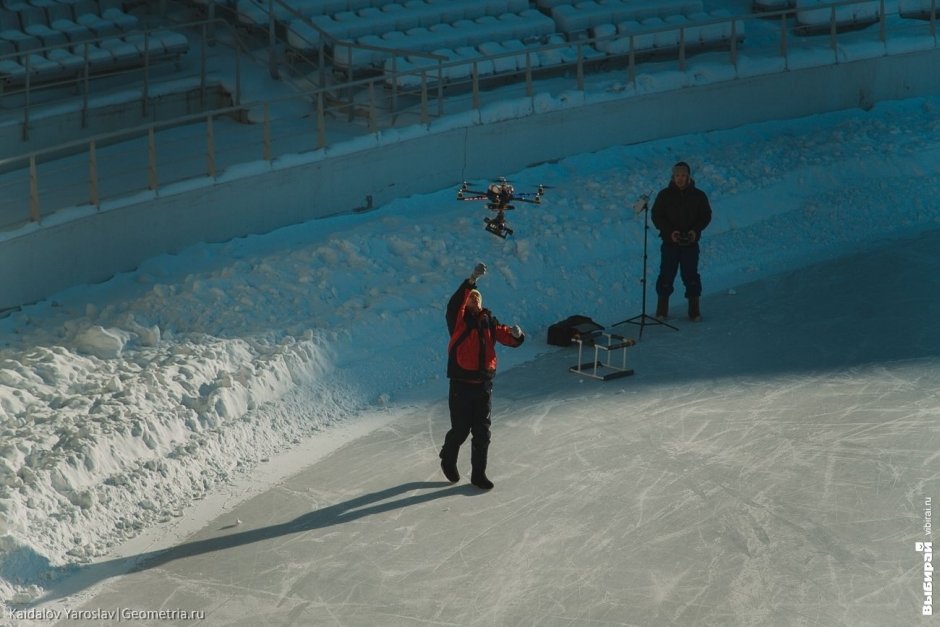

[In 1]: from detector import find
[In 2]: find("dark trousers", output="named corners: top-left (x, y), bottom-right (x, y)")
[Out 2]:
top-left (440, 380), bottom-right (492, 473)
top-left (655, 242), bottom-right (702, 298)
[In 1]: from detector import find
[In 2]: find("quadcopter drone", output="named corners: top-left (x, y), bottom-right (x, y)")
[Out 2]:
top-left (457, 177), bottom-right (545, 238)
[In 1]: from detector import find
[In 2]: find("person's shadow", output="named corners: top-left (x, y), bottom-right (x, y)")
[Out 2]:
top-left (29, 480), bottom-right (476, 606)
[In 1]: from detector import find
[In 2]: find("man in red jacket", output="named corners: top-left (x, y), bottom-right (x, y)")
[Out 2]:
top-left (440, 263), bottom-right (525, 490)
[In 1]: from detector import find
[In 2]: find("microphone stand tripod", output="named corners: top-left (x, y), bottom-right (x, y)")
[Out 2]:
top-left (613, 194), bottom-right (678, 340)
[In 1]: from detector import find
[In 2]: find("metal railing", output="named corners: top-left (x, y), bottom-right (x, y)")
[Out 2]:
top-left (0, 0), bottom-right (936, 232)
top-left (0, 17), bottom-right (248, 145)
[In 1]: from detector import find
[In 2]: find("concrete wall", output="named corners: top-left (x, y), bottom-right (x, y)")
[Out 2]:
top-left (2, 49), bottom-right (938, 312)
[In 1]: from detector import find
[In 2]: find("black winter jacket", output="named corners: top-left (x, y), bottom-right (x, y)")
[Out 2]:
top-left (651, 180), bottom-right (712, 243)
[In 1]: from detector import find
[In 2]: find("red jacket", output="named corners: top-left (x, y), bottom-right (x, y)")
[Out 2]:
top-left (446, 280), bottom-right (524, 382)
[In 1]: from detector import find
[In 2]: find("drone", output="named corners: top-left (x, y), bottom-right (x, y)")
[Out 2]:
top-left (457, 177), bottom-right (545, 238)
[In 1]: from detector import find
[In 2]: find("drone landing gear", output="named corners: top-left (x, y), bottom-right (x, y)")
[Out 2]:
top-left (484, 216), bottom-right (513, 239)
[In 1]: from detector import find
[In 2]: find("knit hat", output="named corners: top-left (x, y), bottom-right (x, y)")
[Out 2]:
top-left (673, 161), bottom-right (691, 175)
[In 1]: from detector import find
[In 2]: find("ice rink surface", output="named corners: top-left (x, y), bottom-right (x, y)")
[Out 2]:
top-left (37, 228), bottom-right (939, 626)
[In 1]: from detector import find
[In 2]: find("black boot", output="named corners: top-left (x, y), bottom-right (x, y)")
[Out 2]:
top-left (688, 297), bottom-right (702, 322)
top-left (471, 472), bottom-right (494, 490)
top-left (470, 440), bottom-right (493, 489)
top-left (655, 295), bottom-right (669, 321)
top-left (439, 449), bottom-right (459, 483)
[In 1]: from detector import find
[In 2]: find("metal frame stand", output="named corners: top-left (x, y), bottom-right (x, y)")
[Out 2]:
top-left (569, 332), bottom-right (636, 381)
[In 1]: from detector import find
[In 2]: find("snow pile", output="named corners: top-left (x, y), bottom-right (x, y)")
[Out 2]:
top-left (2, 94), bottom-right (940, 605)
top-left (0, 318), bottom-right (349, 601)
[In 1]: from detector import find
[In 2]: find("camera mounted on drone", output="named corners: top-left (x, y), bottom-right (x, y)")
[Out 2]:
top-left (457, 177), bottom-right (545, 238)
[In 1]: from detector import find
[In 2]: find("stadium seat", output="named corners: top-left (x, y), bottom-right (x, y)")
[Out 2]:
top-left (302, 0), bottom-right (348, 13)
top-left (98, 0), bottom-right (140, 32)
top-left (45, 45), bottom-right (86, 75)
top-left (0, 9), bottom-right (44, 52)
top-left (753, 0), bottom-right (795, 10)
top-left (592, 8), bottom-right (744, 57)
top-left (536, 0), bottom-right (572, 9)
top-left (151, 30), bottom-right (189, 57)
top-left (45, 2), bottom-right (96, 43)
top-left (122, 29), bottom-right (188, 59)
top-left (286, 19), bottom-right (321, 52)
top-left (17, 3), bottom-right (70, 49)
top-left (95, 34), bottom-right (141, 66)
top-left (237, 0), bottom-right (294, 28)
top-left (453, 45), bottom-right (490, 77)
top-left (0, 38), bottom-right (28, 82)
top-left (72, 40), bottom-right (122, 71)
top-left (15, 36), bottom-right (67, 79)
top-left (899, 0), bottom-right (938, 17)
top-left (67, 0), bottom-right (122, 38)
top-left (477, 40), bottom-right (517, 72)
top-left (552, 0), bottom-right (705, 36)
top-left (123, 31), bottom-right (165, 56)
top-left (536, 33), bottom-right (568, 66)
top-left (336, 5), bottom-right (558, 71)
top-left (794, 0), bottom-right (879, 32)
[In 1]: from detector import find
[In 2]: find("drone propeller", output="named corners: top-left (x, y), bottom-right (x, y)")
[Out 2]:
top-left (458, 181), bottom-right (493, 200)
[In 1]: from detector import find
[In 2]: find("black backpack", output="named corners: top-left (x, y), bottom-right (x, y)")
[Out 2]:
top-left (546, 315), bottom-right (604, 346)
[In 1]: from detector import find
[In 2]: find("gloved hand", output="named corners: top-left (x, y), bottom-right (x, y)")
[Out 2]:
top-left (510, 324), bottom-right (523, 339)
top-left (469, 262), bottom-right (486, 283)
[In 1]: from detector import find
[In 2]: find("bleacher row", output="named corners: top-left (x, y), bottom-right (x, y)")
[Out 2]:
top-left (756, 0), bottom-right (936, 32)
top-left (592, 9), bottom-right (742, 57)
top-left (333, 9), bottom-right (557, 70)
top-left (287, 0), bottom-right (533, 51)
top-left (207, 0), bottom-right (743, 88)
top-left (550, 0), bottom-right (703, 34)
top-left (0, 0), bottom-right (189, 87)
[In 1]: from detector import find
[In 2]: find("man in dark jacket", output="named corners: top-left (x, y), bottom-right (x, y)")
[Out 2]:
top-left (440, 262), bottom-right (524, 490)
top-left (651, 161), bottom-right (713, 321)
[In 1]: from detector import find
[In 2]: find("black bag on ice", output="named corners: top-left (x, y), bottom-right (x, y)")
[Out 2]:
top-left (546, 315), bottom-right (604, 346)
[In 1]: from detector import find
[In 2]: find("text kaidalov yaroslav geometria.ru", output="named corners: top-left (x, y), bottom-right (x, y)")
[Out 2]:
top-left (6, 607), bottom-right (208, 621)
